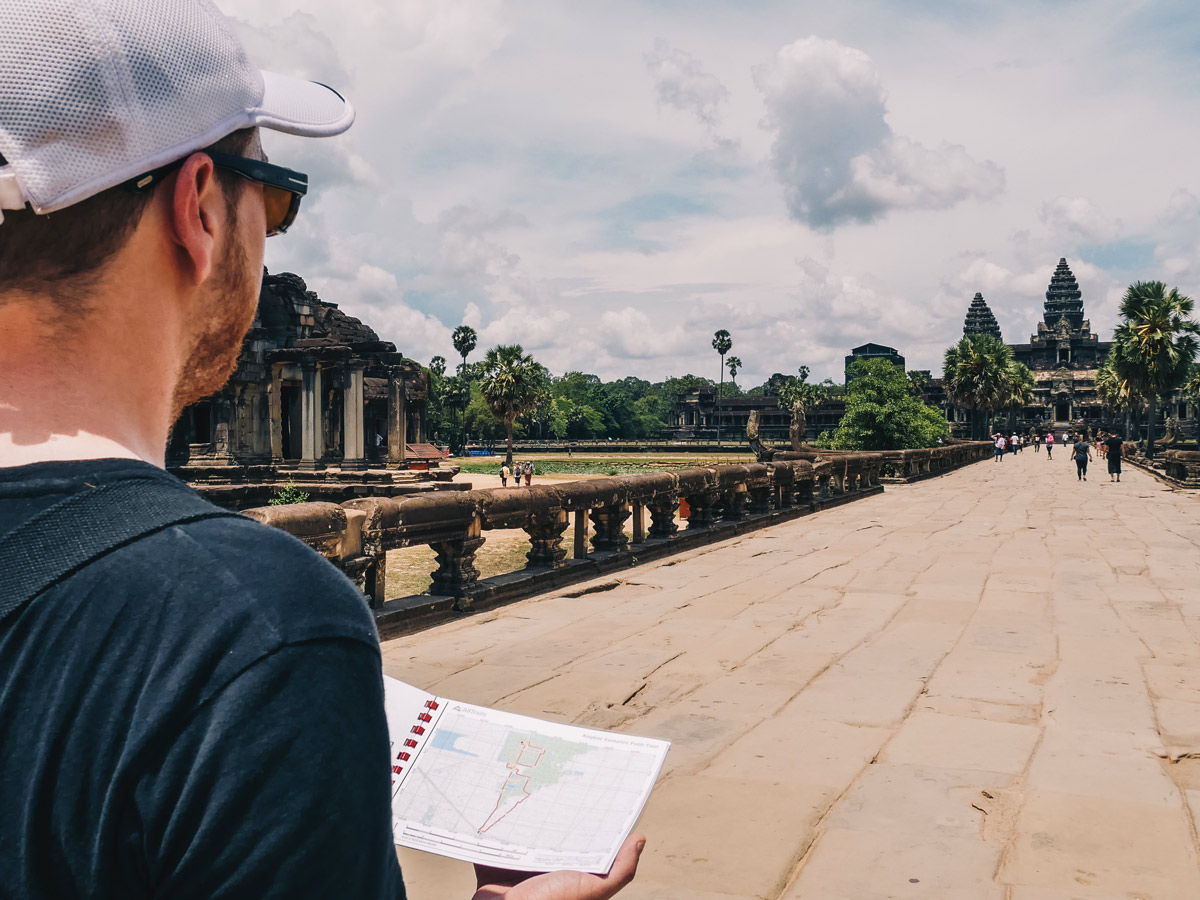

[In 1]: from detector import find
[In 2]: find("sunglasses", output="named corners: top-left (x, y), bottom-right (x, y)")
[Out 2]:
top-left (126, 153), bottom-right (309, 237)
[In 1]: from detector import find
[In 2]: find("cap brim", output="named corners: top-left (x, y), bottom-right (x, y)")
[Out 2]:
top-left (250, 70), bottom-right (355, 138)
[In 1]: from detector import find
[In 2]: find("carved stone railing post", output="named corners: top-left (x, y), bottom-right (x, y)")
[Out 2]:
top-left (725, 487), bottom-right (748, 521)
top-left (816, 472), bottom-right (833, 501)
top-left (591, 503), bottom-right (631, 552)
top-left (525, 510), bottom-right (569, 568)
top-left (648, 495), bottom-right (679, 538)
top-left (748, 485), bottom-right (772, 515)
top-left (685, 490), bottom-right (717, 529)
top-left (429, 515), bottom-right (485, 603)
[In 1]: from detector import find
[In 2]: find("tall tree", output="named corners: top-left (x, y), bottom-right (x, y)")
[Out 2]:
top-left (1003, 361), bottom-right (1035, 430)
top-left (429, 356), bottom-right (446, 378)
top-left (712, 329), bottom-right (732, 446)
top-left (452, 325), bottom-right (478, 376)
top-left (479, 344), bottom-right (549, 465)
top-left (1096, 351), bottom-right (1143, 440)
top-left (942, 334), bottom-right (1014, 439)
top-left (1110, 281), bottom-right (1200, 457)
top-left (726, 356), bottom-right (742, 385)
top-left (816, 358), bottom-right (948, 450)
top-left (451, 326), bottom-right (478, 453)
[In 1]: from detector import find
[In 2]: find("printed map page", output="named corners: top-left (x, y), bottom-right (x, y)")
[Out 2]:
top-left (384, 677), bottom-right (669, 873)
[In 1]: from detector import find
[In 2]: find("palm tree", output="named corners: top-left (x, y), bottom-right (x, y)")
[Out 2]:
top-left (429, 356), bottom-right (447, 378)
top-left (1096, 352), bottom-right (1144, 442)
top-left (479, 344), bottom-right (549, 465)
top-left (1110, 281), bottom-right (1200, 457)
top-left (451, 326), bottom-right (478, 453)
top-left (712, 329), bottom-right (732, 446)
top-left (1003, 361), bottom-right (1035, 430)
top-left (942, 334), bottom-right (1013, 440)
top-left (452, 325), bottom-right (478, 376)
top-left (726, 356), bottom-right (742, 386)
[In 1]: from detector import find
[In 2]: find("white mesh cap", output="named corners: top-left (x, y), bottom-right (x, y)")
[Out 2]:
top-left (0, 0), bottom-right (354, 215)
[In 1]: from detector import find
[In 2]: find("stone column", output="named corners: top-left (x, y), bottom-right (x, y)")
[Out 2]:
top-left (268, 366), bottom-right (283, 464)
top-left (342, 363), bottom-right (367, 471)
top-left (573, 510), bottom-right (590, 558)
top-left (387, 369), bottom-right (406, 469)
top-left (725, 487), bottom-right (748, 520)
top-left (631, 505), bottom-right (646, 544)
top-left (748, 486), bottom-right (772, 515)
top-left (525, 511), bottom-right (569, 568)
top-left (648, 495), bottom-right (679, 539)
top-left (298, 360), bottom-right (323, 471)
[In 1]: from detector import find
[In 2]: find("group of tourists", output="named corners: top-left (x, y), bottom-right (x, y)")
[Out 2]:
top-left (992, 429), bottom-right (1126, 482)
top-left (500, 460), bottom-right (535, 487)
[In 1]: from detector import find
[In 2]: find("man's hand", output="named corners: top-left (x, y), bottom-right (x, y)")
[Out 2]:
top-left (471, 833), bottom-right (645, 900)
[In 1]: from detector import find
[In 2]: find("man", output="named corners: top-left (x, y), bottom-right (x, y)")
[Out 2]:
top-left (0, 3), bottom-right (642, 899)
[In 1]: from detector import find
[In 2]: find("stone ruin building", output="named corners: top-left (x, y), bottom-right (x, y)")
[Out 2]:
top-left (168, 271), bottom-right (450, 506)
top-left (960, 258), bottom-right (1195, 438)
top-left (1009, 258), bottom-right (1113, 426)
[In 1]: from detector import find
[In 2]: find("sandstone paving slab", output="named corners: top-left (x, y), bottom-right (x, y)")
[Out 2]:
top-left (780, 828), bottom-right (1007, 900)
top-left (1143, 659), bottom-right (1200, 704)
top-left (998, 790), bottom-right (1200, 898)
top-left (1150, 698), bottom-right (1200, 759)
top-left (704, 713), bottom-right (889, 786)
top-left (1026, 725), bottom-right (1177, 807)
top-left (633, 774), bottom-right (839, 899)
top-left (823, 763), bottom-right (1013, 840)
top-left (879, 710), bottom-right (1040, 776)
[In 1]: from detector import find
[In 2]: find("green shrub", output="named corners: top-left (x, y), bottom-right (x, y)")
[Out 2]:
top-left (269, 479), bottom-right (310, 506)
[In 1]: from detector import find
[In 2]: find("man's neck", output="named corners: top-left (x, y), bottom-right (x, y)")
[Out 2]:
top-left (0, 293), bottom-right (179, 471)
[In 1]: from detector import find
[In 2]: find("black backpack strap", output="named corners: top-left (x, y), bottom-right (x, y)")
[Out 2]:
top-left (0, 474), bottom-right (243, 623)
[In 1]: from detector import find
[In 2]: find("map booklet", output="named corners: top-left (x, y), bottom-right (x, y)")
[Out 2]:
top-left (384, 675), bottom-right (670, 874)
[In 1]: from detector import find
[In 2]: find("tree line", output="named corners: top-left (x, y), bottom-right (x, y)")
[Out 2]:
top-left (424, 285), bottom-right (1200, 462)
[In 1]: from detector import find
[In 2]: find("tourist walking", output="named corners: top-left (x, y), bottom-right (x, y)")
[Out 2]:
top-left (1073, 434), bottom-right (1094, 481)
top-left (994, 432), bottom-right (1006, 461)
top-left (1045, 431), bottom-right (1054, 459)
top-left (1105, 432), bottom-right (1124, 482)
top-left (1034, 433), bottom-right (1042, 453)
top-left (501, 463), bottom-right (510, 487)
top-left (524, 461), bottom-right (533, 486)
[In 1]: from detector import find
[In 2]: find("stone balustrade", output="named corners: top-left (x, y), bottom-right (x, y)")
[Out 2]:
top-left (238, 442), bottom-right (992, 635)
top-left (1162, 449), bottom-right (1200, 487)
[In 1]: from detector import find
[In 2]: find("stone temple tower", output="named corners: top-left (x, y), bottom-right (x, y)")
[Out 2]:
top-left (963, 292), bottom-right (1003, 341)
top-left (1043, 257), bottom-right (1085, 332)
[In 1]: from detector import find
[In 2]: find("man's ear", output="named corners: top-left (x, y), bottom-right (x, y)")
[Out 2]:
top-left (169, 153), bottom-right (224, 286)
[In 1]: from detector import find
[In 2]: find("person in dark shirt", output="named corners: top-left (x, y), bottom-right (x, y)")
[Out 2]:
top-left (1072, 435), bottom-right (1094, 481)
top-left (0, 4), bottom-right (643, 900)
top-left (1105, 432), bottom-right (1125, 482)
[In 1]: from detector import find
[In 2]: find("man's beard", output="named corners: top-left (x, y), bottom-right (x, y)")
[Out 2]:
top-left (169, 233), bottom-right (259, 423)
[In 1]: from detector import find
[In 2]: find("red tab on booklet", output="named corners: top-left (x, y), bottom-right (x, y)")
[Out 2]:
top-left (425, 701), bottom-right (439, 710)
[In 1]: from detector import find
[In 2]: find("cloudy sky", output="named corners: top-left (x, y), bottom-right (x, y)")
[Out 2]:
top-left (216, 0), bottom-right (1200, 385)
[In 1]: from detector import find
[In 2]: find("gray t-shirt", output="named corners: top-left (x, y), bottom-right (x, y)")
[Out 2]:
top-left (1074, 441), bottom-right (1090, 460)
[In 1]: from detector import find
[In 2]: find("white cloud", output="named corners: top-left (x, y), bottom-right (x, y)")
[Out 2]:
top-left (1038, 196), bottom-right (1121, 244)
top-left (753, 37), bottom-right (1005, 230)
top-left (645, 39), bottom-right (730, 128)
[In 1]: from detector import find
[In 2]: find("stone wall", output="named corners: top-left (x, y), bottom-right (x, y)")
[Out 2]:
top-left (237, 442), bottom-right (992, 635)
